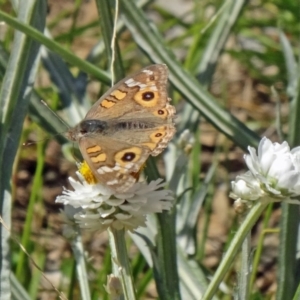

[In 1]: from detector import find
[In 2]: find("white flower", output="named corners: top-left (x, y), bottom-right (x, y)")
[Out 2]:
top-left (244, 137), bottom-right (300, 200)
top-left (230, 171), bottom-right (262, 201)
top-left (56, 172), bottom-right (174, 232)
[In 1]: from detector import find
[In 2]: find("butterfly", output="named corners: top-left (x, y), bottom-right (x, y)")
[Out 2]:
top-left (66, 64), bottom-right (176, 192)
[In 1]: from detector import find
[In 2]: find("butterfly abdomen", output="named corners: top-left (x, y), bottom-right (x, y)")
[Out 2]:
top-left (115, 121), bottom-right (154, 130)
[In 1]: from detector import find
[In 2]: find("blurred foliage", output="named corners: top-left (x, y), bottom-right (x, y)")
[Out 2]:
top-left (1, 0), bottom-right (300, 299)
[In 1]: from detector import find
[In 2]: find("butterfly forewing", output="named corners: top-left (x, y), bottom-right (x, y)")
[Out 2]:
top-left (67, 64), bottom-right (176, 192)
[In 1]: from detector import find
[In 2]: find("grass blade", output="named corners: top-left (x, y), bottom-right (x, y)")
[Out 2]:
top-left (120, 0), bottom-right (259, 151)
top-left (0, 0), bottom-right (47, 298)
top-left (277, 29), bottom-right (300, 300)
top-left (0, 10), bottom-right (111, 84)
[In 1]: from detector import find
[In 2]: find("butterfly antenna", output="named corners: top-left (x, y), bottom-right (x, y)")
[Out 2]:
top-left (23, 100), bottom-right (71, 146)
top-left (23, 138), bottom-right (48, 146)
top-left (41, 101), bottom-right (80, 163)
top-left (41, 100), bottom-right (71, 130)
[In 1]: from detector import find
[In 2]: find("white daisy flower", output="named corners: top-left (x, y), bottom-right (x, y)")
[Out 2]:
top-left (56, 170), bottom-right (174, 232)
top-left (230, 137), bottom-right (300, 205)
top-left (245, 137), bottom-right (300, 199)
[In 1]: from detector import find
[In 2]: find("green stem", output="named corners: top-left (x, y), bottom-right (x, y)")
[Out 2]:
top-left (71, 233), bottom-right (91, 300)
top-left (96, 0), bottom-right (124, 81)
top-left (249, 203), bottom-right (273, 290)
top-left (108, 228), bottom-right (137, 300)
top-left (202, 201), bottom-right (268, 299)
top-left (277, 203), bottom-right (299, 299)
top-left (145, 159), bottom-right (181, 300)
top-left (237, 213), bottom-right (251, 299)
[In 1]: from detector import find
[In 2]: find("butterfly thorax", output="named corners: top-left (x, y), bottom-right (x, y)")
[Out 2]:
top-left (66, 119), bottom-right (108, 141)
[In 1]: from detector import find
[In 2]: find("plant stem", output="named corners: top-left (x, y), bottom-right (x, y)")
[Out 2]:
top-left (237, 213), bottom-right (251, 299)
top-left (71, 233), bottom-right (91, 300)
top-left (202, 201), bottom-right (267, 299)
top-left (108, 228), bottom-right (137, 300)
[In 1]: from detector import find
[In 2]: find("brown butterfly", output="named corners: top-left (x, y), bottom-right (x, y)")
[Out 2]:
top-left (66, 64), bottom-right (176, 192)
